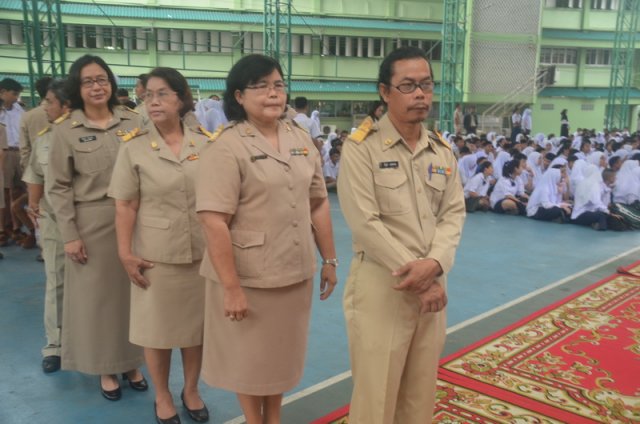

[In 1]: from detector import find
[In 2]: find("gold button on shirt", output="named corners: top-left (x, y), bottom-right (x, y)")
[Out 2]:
top-left (337, 114), bottom-right (465, 274)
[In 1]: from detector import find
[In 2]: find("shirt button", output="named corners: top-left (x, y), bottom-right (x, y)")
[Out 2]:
top-left (289, 184), bottom-right (294, 190)
top-left (422, 214), bottom-right (427, 220)
top-left (414, 164), bottom-right (419, 170)
top-left (290, 202), bottom-right (296, 208)
top-left (292, 221), bottom-right (298, 227)
top-left (284, 166), bottom-right (291, 172)
top-left (417, 188), bottom-right (422, 194)
top-left (293, 240), bottom-right (299, 245)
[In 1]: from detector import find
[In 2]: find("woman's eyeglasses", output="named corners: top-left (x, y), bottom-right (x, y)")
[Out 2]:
top-left (245, 82), bottom-right (287, 94)
top-left (80, 77), bottom-right (110, 88)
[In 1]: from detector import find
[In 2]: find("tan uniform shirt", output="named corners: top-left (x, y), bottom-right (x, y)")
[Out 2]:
top-left (109, 124), bottom-right (212, 264)
top-left (338, 114), bottom-right (465, 274)
top-left (196, 119), bottom-right (327, 289)
top-left (47, 106), bottom-right (142, 243)
top-left (22, 127), bottom-right (55, 214)
top-left (20, 105), bottom-right (48, 170)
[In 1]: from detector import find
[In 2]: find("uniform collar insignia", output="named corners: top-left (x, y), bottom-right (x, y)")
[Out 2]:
top-left (150, 141), bottom-right (160, 150)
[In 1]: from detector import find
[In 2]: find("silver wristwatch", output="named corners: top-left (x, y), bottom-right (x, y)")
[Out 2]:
top-left (321, 258), bottom-right (339, 267)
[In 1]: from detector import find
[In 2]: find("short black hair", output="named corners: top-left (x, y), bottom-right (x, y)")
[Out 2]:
top-left (608, 156), bottom-right (621, 168)
top-left (137, 73), bottom-right (149, 86)
top-left (378, 46), bottom-right (432, 87)
top-left (47, 79), bottom-right (68, 106)
top-left (294, 96), bottom-right (308, 110)
top-left (65, 55), bottom-right (119, 111)
top-left (35, 76), bottom-right (53, 99)
top-left (116, 88), bottom-right (129, 97)
top-left (329, 147), bottom-right (340, 157)
top-left (0, 77), bottom-right (23, 92)
top-left (544, 152), bottom-right (556, 162)
top-left (477, 161), bottom-right (493, 174)
top-left (147, 67), bottom-right (194, 117)
top-left (223, 54), bottom-right (284, 121)
top-left (502, 159), bottom-right (519, 178)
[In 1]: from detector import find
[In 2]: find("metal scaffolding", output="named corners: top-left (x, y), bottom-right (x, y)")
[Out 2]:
top-left (438, 0), bottom-right (467, 134)
top-left (605, 0), bottom-right (639, 130)
top-left (263, 0), bottom-right (292, 87)
top-left (21, 0), bottom-right (66, 105)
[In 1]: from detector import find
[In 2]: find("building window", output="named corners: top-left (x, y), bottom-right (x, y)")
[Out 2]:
top-left (323, 36), bottom-right (386, 58)
top-left (591, 0), bottom-right (618, 10)
top-left (540, 48), bottom-right (577, 65)
top-left (395, 39), bottom-right (442, 61)
top-left (0, 21), bottom-right (24, 45)
top-left (581, 103), bottom-right (595, 111)
top-left (585, 49), bottom-right (611, 65)
top-left (541, 103), bottom-right (555, 110)
top-left (546, 0), bottom-right (583, 7)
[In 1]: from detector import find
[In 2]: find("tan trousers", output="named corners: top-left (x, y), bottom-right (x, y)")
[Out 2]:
top-left (344, 253), bottom-right (446, 424)
top-left (40, 209), bottom-right (65, 357)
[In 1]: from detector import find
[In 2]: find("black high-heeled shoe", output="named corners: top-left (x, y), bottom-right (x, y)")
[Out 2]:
top-left (122, 372), bottom-right (149, 391)
top-left (155, 403), bottom-right (181, 424)
top-left (100, 376), bottom-right (121, 401)
top-left (181, 391), bottom-right (209, 423)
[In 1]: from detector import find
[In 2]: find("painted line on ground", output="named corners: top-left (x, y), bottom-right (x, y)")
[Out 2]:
top-left (224, 245), bottom-right (640, 424)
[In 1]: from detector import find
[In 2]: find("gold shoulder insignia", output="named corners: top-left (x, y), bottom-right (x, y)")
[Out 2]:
top-left (125, 106), bottom-right (139, 114)
top-left (37, 126), bottom-right (51, 136)
top-left (349, 116), bottom-right (375, 143)
top-left (433, 131), bottom-right (452, 150)
top-left (53, 112), bottom-right (70, 125)
top-left (120, 127), bottom-right (147, 142)
top-left (200, 124), bottom-right (225, 143)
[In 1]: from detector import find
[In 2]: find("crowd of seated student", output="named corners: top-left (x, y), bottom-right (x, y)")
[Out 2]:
top-left (443, 128), bottom-right (640, 231)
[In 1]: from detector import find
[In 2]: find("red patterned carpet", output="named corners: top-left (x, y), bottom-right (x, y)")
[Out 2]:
top-left (314, 261), bottom-right (640, 424)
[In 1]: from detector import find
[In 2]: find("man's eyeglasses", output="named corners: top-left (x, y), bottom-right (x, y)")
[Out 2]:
top-left (145, 90), bottom-right (177, 102)
top-left (392, 81), bottom-right (434, 94)
top-left (80, 77), bottom-right (110, 89)
top-left (245, 82), bottom-right (287, 94)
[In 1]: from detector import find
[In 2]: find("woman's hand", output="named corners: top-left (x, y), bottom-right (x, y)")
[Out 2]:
top-left (64, 239), bottom-right (88, 264)
top-left (319, 264), bottom-right (337, 300)
top-left (120, 253), bottom-right (154, 289)
top-left (26, 203), bottom-right (42, 229)
top-left (223, 285), bottom-right (248, 322)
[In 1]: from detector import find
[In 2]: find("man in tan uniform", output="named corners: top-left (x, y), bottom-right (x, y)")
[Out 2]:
top-left (338, 47), bottom-right (465, 424)
top-left (20, 77), bottom-right (51, 170)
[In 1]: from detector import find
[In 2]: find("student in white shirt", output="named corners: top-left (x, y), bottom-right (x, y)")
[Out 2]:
top-left (464, 161), bottom-right (494, 212)
top-left (323, 147), bottom-right (340, 190)
top-left (575, 139), bottom-right (591, 161)
top-left (526, 168), bottom-right (572, 222)
top-left (571, 166), bottom-right (616, 230)
top-left (490, 159), bottom-right (527, 215)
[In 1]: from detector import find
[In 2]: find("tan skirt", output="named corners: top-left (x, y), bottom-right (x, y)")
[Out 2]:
top-left (130, 261), bottom-right (205, 349)
top-left (61, 201), bottom-right (143, 375)
top-left (201, 279), bottom-right (313, 396)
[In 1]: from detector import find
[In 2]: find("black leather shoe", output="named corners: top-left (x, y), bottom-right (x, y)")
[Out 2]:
top-left (100, 377), bottom-right (122, 401)
top-left (122, 372), bottom-right (148, 391)
top-left (42, 355), bottom-right (61, 373)
top-left (181, 391), bottom-right (209, 423)
top-left (155, 403), bottom-right (181, 424)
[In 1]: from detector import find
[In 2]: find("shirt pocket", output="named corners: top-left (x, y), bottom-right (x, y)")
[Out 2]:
top-left (230, 229), bottom-right (265, 278)
top-left (73, 142), bottom-right (108, 174)
top-left (373, 171), bottom-right (410, 215)
top-left (425, 175), bottom-right (446, 215)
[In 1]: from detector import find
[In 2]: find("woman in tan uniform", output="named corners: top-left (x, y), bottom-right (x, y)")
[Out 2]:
top-left (110, 67), bottom-right (210, 424)
top-left (196, 54), bottom-right (338, 424)
top-left (47, 55), bottom-right (145, 401)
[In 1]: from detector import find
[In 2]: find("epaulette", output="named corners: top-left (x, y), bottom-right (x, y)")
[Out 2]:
top-left (120, 127), bottom-right (147, 142)
top-left (37, 126), bottom-right (51, 136)
top-left (199, 125), bottom-right (225, 143)
top-left (290, 119), bottom-right (309, 134)
top-left (433, 131), bottom-right (452, 150)
top-left (348, 116), bottom-right (375, 144)
top-left (125, 106), bottom-right (139, 114)
top-left (53, 111), bottom-right (70, 125)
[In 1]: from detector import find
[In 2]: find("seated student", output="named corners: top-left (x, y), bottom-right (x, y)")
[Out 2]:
top-left (490, 159), bottom-right (528, 215)
top-left (611, 154), bottom-right (640, 229)
top-left (575, 139), bottom-right (592, 160)
top-left (526, 168), bottom-right (572, 222)
top-left (571, 167), bottom-right (621, 230)
top-left (550, 142), bottom-right (571, 168)
top-left (526, 151), bottom-right (544, 190)
top-left (588, 151), bottom-right (607, 170)
top-left (464, 161), bottom-right (494, 212)
top-left (492, 150), bottom-right (512, 180)
top-left (457, 146), bottom-right (476, 185)
top-left (323, 147), bottom-right (340, 190)
top-left (569, 158), bottom-right (589, 198)
top-left (513, 152), bottom-right (533, 194)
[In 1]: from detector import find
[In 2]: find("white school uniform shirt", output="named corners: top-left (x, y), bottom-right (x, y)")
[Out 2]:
top-left (526, 168), bottom-right (563, 217)
top-left (293, 112), bottom-right (322, 139)
top-left (464, 172), bottom-right (491, 198)
top-left (571, 164), bottom-right (610, 219)
top-left (323, 160), bottom-right (339, 180)
top-left (0, 103), bottom-right (24, 147)
top-left (490, 176), bottom-right (521, 208)
top-left (457, 154), bottom-right (478, 185)
top-left (612, 160), bottom-right (640, 204)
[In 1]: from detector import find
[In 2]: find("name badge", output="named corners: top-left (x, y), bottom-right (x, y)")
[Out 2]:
top-left (250, 154), bottom-right (268, 162)
top-left (79, 135), bottom-right (97, 143)
top-left (379, 161), bottom-right (399, 169)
